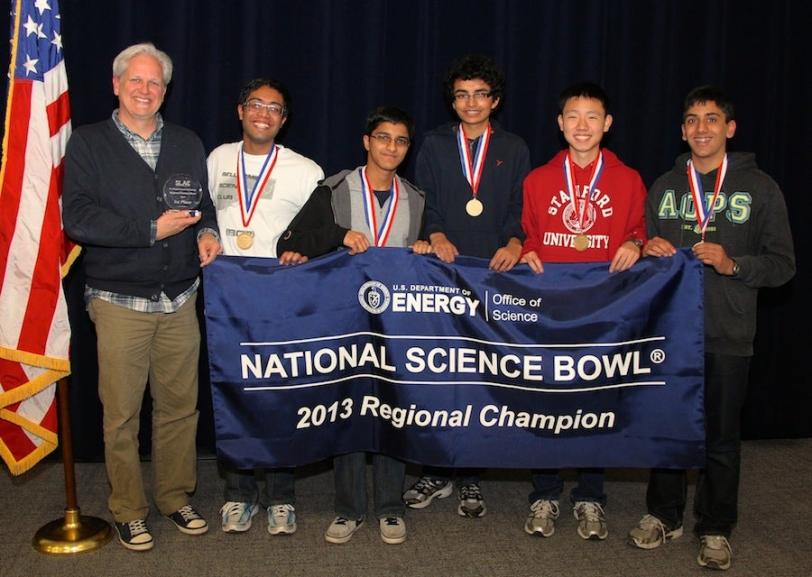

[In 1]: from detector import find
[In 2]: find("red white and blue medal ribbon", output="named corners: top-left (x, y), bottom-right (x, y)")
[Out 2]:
top-left (457, 122), bottom-right (492, 199)
top-left (687, 154), bottom-right (727, 241)
top-left (236, 143), bottom-right (278, 228)
top-left (359, 166), bottom-right (400, 247)
top-left (563, 150), bottom-right (605, 228)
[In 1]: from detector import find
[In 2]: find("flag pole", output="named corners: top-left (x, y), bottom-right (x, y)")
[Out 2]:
top-left (33, 377), bottom-right (111, 554)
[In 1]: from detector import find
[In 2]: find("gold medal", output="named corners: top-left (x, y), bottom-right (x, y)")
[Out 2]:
top-left (236, 231), bottom-right (254, 250)
top-left (466, 198), bottom-right (484, 217)
top-left (574, 234), bottom-right (589, 252)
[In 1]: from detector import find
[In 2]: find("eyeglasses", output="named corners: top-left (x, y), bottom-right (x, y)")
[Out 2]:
top-left (370, 132), bottom-right (410, 147)
top-left (453, 90), bottom-right (493, 102)
top-left (242, 99), bottom-right (286, 116)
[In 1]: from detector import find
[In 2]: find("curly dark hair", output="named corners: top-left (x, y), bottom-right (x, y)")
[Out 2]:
top-left (444, 54), bottom-right (504, 108)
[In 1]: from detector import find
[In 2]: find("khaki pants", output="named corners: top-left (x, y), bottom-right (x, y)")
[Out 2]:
top-left (88, 296), bottom-right (200, 522)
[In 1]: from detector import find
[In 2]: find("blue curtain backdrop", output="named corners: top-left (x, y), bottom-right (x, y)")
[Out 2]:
top-left (2, 0), bottom-right (806, 459)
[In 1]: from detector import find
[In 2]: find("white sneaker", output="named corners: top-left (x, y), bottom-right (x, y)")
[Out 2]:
top-left (267, 504), bottom-right (297, 535)
top-left (379, 516), bottom-right (406, 545)
top-left (220, 501), bottom-right (259, 533)
top-left (324, 516), bottom-right (364, 544)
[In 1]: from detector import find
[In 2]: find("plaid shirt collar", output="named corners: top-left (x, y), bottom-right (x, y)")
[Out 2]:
top-left (112, 109), bottom-right (164, 169)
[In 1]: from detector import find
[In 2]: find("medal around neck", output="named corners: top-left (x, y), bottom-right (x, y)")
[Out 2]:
top-left (163, 174), bottom-right (203, 212)
top-left (236, 231), bottom-right (254, 250)
top-left (466, 198), bottom-right (484, 217)
top-left (574, 234), bottom-right (589, 251)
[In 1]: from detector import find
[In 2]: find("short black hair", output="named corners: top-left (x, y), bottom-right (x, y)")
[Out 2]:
top-left (444, 54), bottom-right (504, 107)
top-left (683, 85), bottom-right (735, 122)
top-left (238, 77), bottom-right (290, 117)
top-left (558, 82), bottom-right (610, 115)
top-left (365, 106), bottom-right (414, 139)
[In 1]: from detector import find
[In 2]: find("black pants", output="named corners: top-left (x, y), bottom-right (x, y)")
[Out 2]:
top-left (646, 353), bottom-right (750, 537)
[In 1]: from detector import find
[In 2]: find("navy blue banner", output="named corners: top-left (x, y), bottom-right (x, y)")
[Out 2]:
top-left (204, 249), bottom-right (704, 469)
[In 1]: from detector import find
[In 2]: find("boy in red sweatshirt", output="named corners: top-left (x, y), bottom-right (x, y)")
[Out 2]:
top-left (521, 82), bottom-right (646, 540)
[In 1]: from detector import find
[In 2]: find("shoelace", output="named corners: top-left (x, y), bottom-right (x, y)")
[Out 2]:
top-left (576, 502), bottom-right (605, 521)
top-left (128, 519), bottom-right (149, 534)
top-left (530, 500), bottom-right (558, 517)
top-left (383, 517), bottom-right (400, 526)
top-left (459, 485), bottom-right (482, 501)
top-left (223, 502), bottom-right (248, 516)
top-left (177, 504), bottom-right (199, 521)
top-left (271, 505), bottom-right (293, 521)
top-left (413, 477), bottom-right (437, 492)
top-left (701, 535), bottom-right (731, 551)
top-left (578, 503), bottom-right (604, 522)
top-left (333, 516), bottom-right (350, 526)
top-left (638, 514), bottom-right (666, 537)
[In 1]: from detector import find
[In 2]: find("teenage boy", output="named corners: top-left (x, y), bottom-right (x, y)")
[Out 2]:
top-left (277, 107), bottom-right (425, 545)
top-left (521, 82), bottom-right (647, 540)
top-left (628, 86), bottom-right (795, 571)
top-left (405, 54), bottom-right (531, 518)
top-left (208, 77), bottom-right (323, 535)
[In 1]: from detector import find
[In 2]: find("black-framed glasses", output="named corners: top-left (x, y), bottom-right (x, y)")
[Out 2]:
top-left (453, 90), bottom-right (493, 102)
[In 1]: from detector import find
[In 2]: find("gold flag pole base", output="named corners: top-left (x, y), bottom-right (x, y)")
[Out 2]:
top-left (33, 508), bottom-right (112, 554)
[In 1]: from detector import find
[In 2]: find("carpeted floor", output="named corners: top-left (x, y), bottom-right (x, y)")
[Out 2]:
top-left (1, 439), bottom-right (810, 577)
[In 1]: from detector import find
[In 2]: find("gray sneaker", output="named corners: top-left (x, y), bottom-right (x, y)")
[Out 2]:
top-left (379, 516), bottom-right (406, 545)
top-left (403, 476), bottom-right (453, 509)
top-left (628, 514), bottom-right (683, 549)
top-left (525, 499), bottom-right (559, 537)
top-left (324, 516), bottom-right (364, 544)
top-left (267, 504), bottom-right (296, 535)
top-left (698, 535), bottom-right (732, 571)
top-left (573, 501), bottom-right (608, 540)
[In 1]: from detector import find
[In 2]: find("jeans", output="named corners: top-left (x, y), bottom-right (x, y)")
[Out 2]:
top-left (529, 468), bottom-right (606, 506)
top-left (334, 452), bottom-right (405, 519)
top-left (222, 465), bottom-right (295, 507)
top-left (646, 353), bottom-right (750, 537)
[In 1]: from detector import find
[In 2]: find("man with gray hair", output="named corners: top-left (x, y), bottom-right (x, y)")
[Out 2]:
top-left (63, 42), bottom-right (220, 551)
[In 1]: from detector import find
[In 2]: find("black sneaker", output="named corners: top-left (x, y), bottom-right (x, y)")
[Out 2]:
top-left (166, 504), bottom-right (209, 535)
top-left (457, 482), bottom-right (487, 518)
top-left (115, 518), bottom-right (154, 551)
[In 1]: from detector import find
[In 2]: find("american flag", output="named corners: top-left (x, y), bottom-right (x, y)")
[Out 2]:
top-left (0, 0), bottom-right (74, 474)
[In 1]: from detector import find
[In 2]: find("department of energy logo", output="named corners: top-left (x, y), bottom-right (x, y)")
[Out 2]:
top-left (358, 281), bottom-right (391, 314)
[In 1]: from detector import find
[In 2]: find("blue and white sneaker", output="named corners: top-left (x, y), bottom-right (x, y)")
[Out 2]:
top-left (267, 504), bottom-right (297, 535)
top-left (220, 501), bottom-right (259, 533)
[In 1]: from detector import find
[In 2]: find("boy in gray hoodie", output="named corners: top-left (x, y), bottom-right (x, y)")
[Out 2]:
top-left (628, 86), bottom-right (795, 571)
